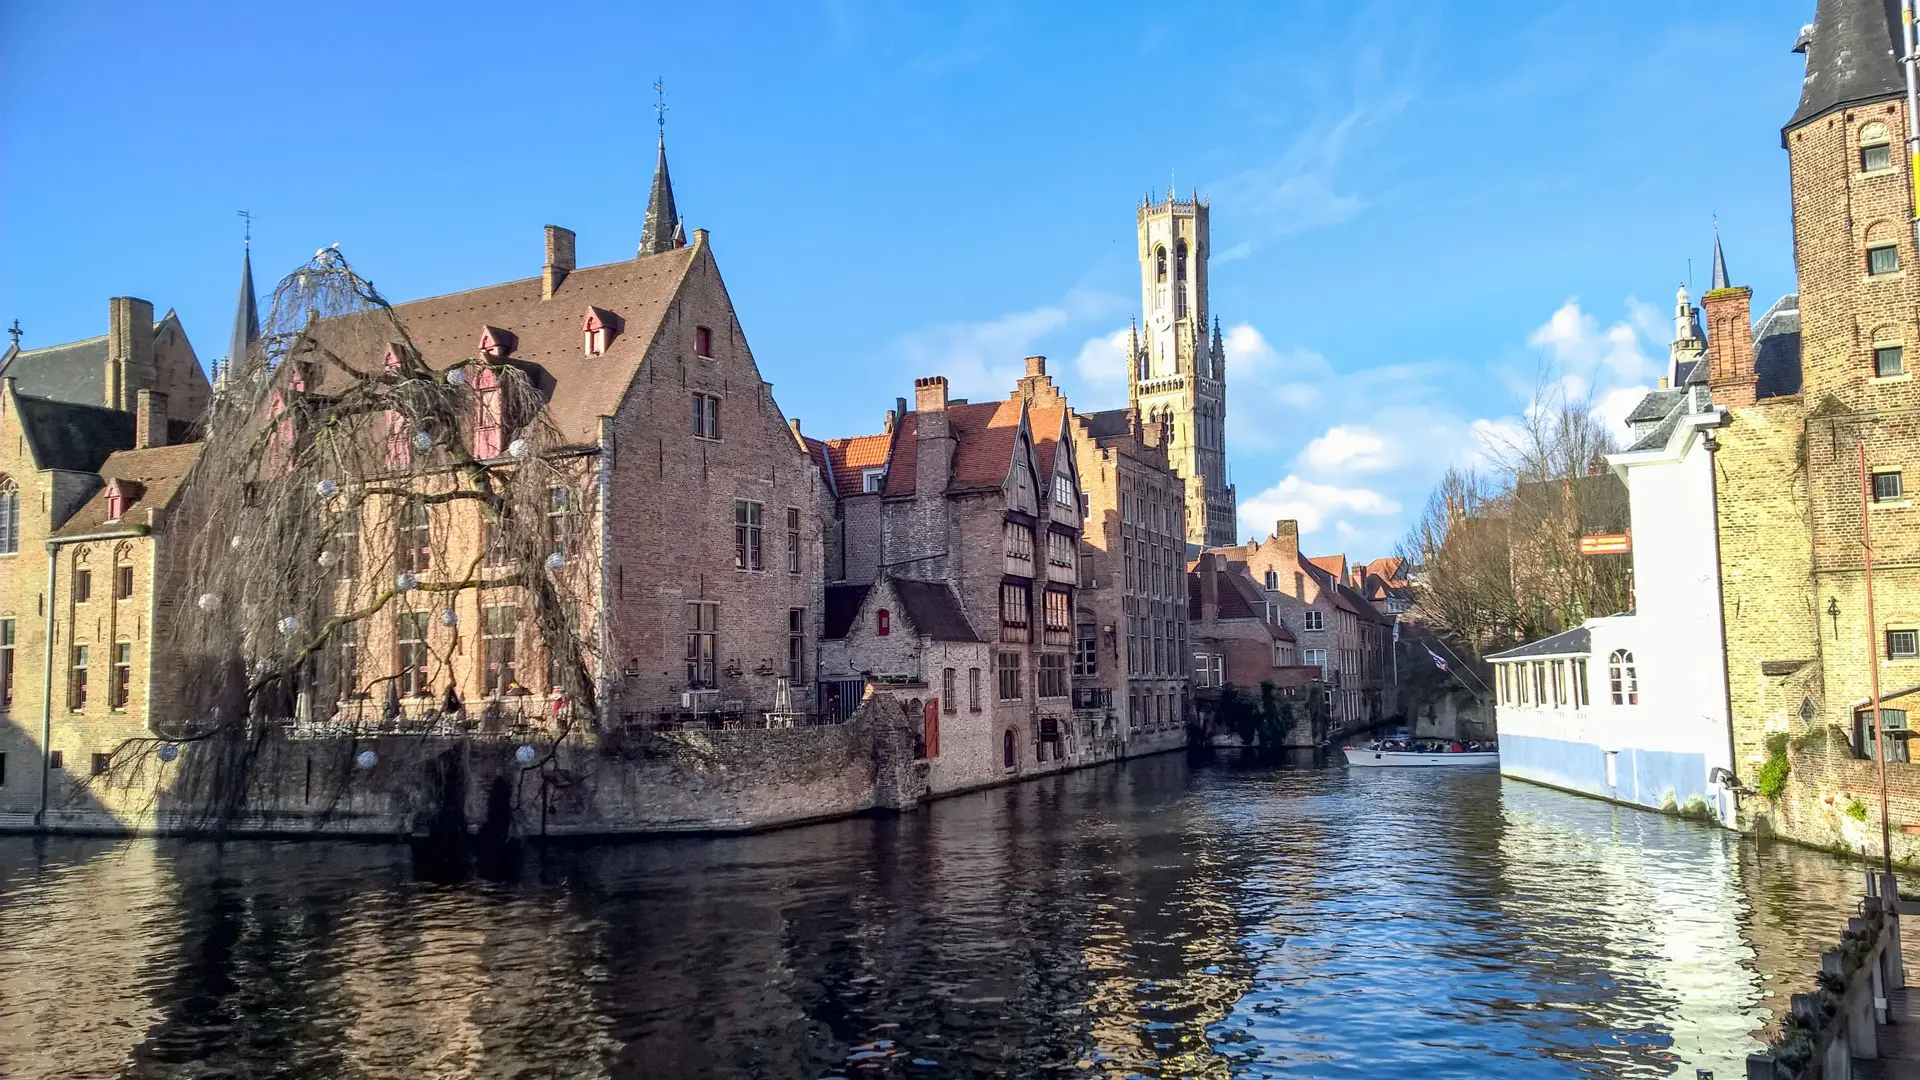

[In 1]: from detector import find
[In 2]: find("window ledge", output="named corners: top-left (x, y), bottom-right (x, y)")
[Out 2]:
top-left (1865, 272), bottom-right (1906, 283)
top-left (1872, 500), bottom-right (1912, 510)
top-left (1871, 372), bottom-right (1913, 384)
top-left (1862, 167), bottom-right (1899, 178)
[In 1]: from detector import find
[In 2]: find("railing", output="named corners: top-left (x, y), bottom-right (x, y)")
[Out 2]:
top-left (1747, 872), bottom-right (1906, 1078)
top-left (1072, 687), bottom-right (1113, 709)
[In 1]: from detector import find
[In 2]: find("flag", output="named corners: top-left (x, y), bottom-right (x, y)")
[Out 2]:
top-left (1427, 647), bottom-right (1450, 674)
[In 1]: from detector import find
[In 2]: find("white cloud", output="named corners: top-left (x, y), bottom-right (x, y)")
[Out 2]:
top-left (1238, 474), bottom-right (1400, 541)
top-left (1527, 298), bottom-right (1660, 385)
top-left (1215, 240), bottom-right (1255, 263)
top-left (890, 287), bottom-right (1124, 401)
top-left (1301, 425), bottom-right (1392, 472)
top-left (1073, 326), bottom-right (1133, 387)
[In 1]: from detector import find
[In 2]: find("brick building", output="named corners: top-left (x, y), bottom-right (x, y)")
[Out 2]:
top-left (0, 295), bottom-right (213, 823)
top-left (1714, 0), bottom-right (1920, 854)
top-left (1067, 406), bottom-right (1190, 755)
top-left (1208, 521), bottom-right (1394, 732)
top-left (813, 359), bottom-right (1090, 779)
top-left (1187, 553), bottom-right (1323, 747)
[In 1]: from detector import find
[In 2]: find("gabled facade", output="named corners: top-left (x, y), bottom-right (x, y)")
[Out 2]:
top-left (1188, 552), bottom-right (1324, 748)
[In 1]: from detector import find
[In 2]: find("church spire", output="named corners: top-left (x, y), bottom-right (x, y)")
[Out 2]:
top-left (638, 136), bottom-right (682, 257)
top-left (1710, 226), bottom-right (1730, 290)
top-left (222, 244), bottom-right (259, 388)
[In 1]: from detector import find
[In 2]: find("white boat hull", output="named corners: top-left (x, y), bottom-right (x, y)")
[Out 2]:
top-left (1342, 748), bottom-right (1499, 768)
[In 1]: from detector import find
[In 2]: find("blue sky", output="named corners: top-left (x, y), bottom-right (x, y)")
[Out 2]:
top-left (1, 1), bottom-right (1814, 558)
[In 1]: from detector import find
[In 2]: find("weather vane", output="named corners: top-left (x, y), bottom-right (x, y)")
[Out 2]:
top-left (6, 320), bottom-right (20, 349)
top-left (238, 209), bottom-right (252, 247)
top-left (654, 77), bottom-right (668, 136)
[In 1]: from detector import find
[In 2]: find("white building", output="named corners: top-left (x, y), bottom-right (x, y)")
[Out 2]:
top-left (1491, 282), bottom-right (1739, 825)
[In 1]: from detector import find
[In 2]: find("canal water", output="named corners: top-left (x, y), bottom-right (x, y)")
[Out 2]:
top-left (0, 755), bottom-right (1893, 1079)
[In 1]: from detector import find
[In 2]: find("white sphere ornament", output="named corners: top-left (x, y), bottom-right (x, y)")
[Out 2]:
top-left (229, 535), bottom-right (244, 550)
top-left (157, 743), bottom-right (179, 763)
top-left (277, 616), bottom-right (301, 635)
top-left (439, 609), bottom-right (458, 627)
top-left (515, 744), bottom-right (536, 765)
top-left (317, 550), bottom-right (337, 570)
top-left (507, 438), bottom-right (530, 461)
top-left (196, 593), bottom-right (219, 612)
top-left (412, 430), bottom-right (433, 451)
top-left (396, 572), bottom-right (418, 592)
top-left (315, 479), bottom-right (339, 498)
top-left (445, 367), bottom-right (467, 386)
top-left (355, 749), bottom-right (377, 770)
top-left (545, 551), bottom-right (566, 571)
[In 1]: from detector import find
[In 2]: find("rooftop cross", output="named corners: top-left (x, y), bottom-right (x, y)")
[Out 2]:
top-left (6, 319), bottom-right (19, 348)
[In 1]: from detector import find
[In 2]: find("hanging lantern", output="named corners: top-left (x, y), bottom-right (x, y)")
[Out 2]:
top-left (355, 749), bottom-right (377, 769)
top-left (445, 367), bottom-right (467, 386)
top-left (396, 572), bottom-right (418, 592)
top-left (545, 551), bottom-right (566, 571)
top-left (508, 438), bottom-right (531, 461)
top-left (315, 479), bottom-right (339, 498)
top-left (317, 550), bottom-right (337, 570)
top-left (515, 744), bottom-right (537, 765)
top-left (196, 593), bottom-right (219, 612)
top-left (277, 615), bottom-right (301, 634)
top-left (439, 608), bottom-right (457, 627)
top-left (156, 744), bottom-right (179, 763)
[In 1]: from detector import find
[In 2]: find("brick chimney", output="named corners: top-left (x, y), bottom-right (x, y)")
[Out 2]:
top-left (135, 389), bottom-right (168, 449)
top-left (1197, 552), bottom-right (1221, 622)
top-left (914, 376), bottom-right (952, 495)
top-left (543, 225), bottom-right (576, 299)
top-left (1017, 355), bottom-right (1062, 403)
top-left (1703, 285), bottom-right (1755, 406)
top-left (106, 297), bottom-right (156, 412)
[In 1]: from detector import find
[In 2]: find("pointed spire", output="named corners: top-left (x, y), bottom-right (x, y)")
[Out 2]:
top-left (1710, 226), bottom-right (1730, 290)
top-left (1787, 0), bottom-right (1904, 133)
top-left (639, 135), bottom-right (681, 257)
top-left (223, 246), bottom-right (259, 387)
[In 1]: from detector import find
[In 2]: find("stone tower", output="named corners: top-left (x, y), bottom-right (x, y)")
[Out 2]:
top-left (1129, 191), bottom-right (1235, 548)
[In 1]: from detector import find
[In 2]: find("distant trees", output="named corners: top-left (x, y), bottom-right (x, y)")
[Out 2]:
top-left (1398, 373), bottom-right (1633, 659)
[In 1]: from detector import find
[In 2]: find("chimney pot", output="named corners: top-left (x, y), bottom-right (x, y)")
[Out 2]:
top-left (914, 375), bottom-right (950, 413)
top-left (135, 389), bottom-right (168, 449)
top-left (1024, 355), bottom-right (1047, 377)
top-left (543, 225), bottom-right (576, 299)
top-left (693, 228), bottom-right (710, 246)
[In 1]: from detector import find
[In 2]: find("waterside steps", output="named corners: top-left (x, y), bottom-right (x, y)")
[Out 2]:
top-left (1748, 873), bottom-right (1912, 1079)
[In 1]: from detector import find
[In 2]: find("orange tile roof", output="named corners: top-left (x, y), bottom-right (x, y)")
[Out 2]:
top-left (813, 432), bottom-right (894, 495)
top-left (1308, 554), bottom-right (1346, 579)
top-left (880, 396), bottom-right (1066, 497)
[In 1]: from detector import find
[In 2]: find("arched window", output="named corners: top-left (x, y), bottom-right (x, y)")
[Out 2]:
top-left (1608, 649), bottom-right (1637, 705)
top-left (0, 478), bottom-right (20, 554)
top-left (1176, 239), bottom-right (1188, 282)
top-left (876, 608), bottom-right (890, 636)
top-left (1155, 246), bottom-right (1167, 284)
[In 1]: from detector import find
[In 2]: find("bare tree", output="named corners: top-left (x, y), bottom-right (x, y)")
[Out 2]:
top-left (142, 248), bottom-right (599, 830)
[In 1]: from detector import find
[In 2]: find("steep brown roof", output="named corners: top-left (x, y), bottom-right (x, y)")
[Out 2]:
top-left (1308, 554), bottom-right (1346, 579)
top-left (380, 246), bottom-right (700, 445)
top-left (880, 396), bottom-right (1065, 497)
top-left (815, 433), bottom-right (893, 496)
top-left (889, 577), bottom-right (982, 642)
top-left (55, 442), bottom-right (202, 537)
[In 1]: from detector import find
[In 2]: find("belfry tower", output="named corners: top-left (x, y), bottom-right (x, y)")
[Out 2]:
top-left (1129, 190), bottom-right (1235, 548)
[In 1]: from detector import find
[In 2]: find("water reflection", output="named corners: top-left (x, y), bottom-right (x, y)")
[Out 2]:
top-left (0, 756), bottom-right (1895, 1079)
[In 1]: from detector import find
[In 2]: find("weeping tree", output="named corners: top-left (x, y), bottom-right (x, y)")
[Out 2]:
top-left (150, 247), bottom-right (600, 828)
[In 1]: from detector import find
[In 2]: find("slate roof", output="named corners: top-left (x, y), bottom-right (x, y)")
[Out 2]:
top-left (882, 397), bottom-right (1067, 497)
top-left (639, 137), bottom-right (682, 257)
top-left (1627, 388), bottom-right (1687, 424)
top-left (0, 312), bottom-right (183, 408)
top-left (378, 245), bottom-right (700, 445)
top-left (14, 394), bottom-right (136, 473)
top-left (889, 577), bottom-right (982, 642)
top-left (1486, 625), bottom-right (1591, 661)
top-left (823, 584), bottom-right (871, 640)
top-left (1787, 0), bottom-right (1904, 134)
top-left (1754, 293), bottom-right (1803, 400)
top-left (1080, 408), bottom-right (1133, 439)
top-left (55, 442), bottom-right (203, 537)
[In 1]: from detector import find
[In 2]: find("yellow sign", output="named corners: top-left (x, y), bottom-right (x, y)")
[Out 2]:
top-left (1578, 533), bottom-right (1631, 556)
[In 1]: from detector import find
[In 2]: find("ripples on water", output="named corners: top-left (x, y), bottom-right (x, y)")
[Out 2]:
top-left (0, 756), bottom-right (1895, 1079)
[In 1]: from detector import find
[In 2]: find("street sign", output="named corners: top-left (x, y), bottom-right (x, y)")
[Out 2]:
top-left (1578, 533), bottom-right (1631, 555)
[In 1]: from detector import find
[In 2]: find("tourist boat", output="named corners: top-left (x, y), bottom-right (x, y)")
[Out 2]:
top-left (1341, 741), bottom-right (1499, 767)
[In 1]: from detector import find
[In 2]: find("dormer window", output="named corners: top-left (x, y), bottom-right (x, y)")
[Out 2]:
top-left (105, 480), bottom-right (129, 522)
top-left (478, 326), bottom-right (516, 361)
top-left (583, 307), bottom-right (618, 357)
top-left (696, 325), bottom-right (713, 359)
top-left (861, 468), bottom-right (886, 493)
top-left (471, 366), bottom-right (502, 458)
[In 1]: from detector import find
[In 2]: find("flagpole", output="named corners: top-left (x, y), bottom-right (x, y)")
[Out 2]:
top-left (1427, 635), bottom-right (1493, 704)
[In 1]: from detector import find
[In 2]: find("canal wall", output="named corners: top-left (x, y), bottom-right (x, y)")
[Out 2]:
top-left (1743, 727), bottom-right (1920, 868)
top-left (8, 696), bottom-right (933, 839)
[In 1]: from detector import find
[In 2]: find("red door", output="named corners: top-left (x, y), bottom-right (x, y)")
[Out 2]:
top-left (923, 699), bottom-right (940, 759)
